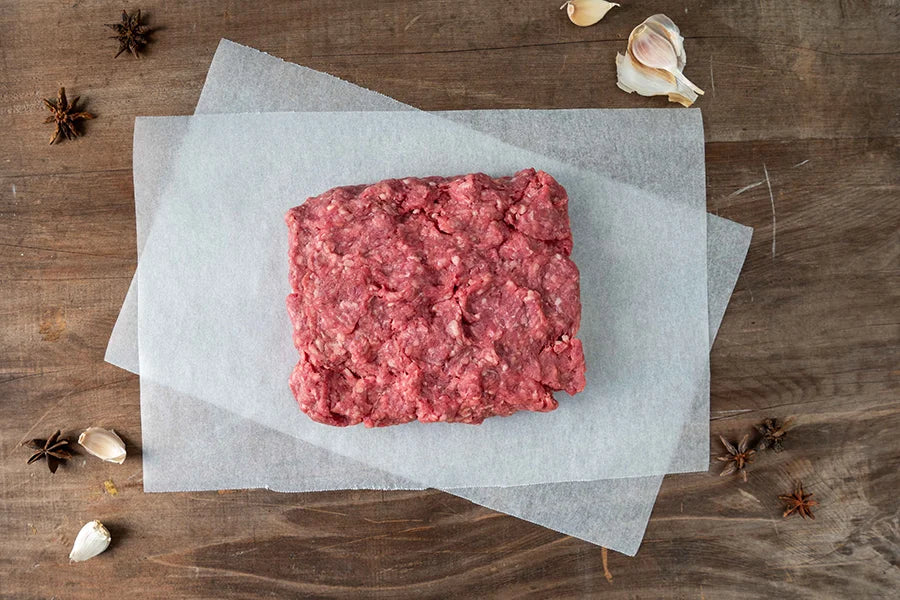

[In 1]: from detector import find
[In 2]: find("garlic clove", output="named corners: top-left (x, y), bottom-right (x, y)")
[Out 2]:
top-left (616, 51), bottom-right (698, 108)
top-left (560, 0), bottom-right (619, 27)
top-left (643, 14), bottom-right (687, 69)
top-left (69, 520), bottom-right (111, 562)
top-left (629, 24), bottom-right (680, 72)
top-left (629, 23), bottom-right (704, 96)
top-left (641, 15), bottom-right (704, 95)
top-left (616, 14), bottom-right (704, 107)
top-left (78, 427), bottom-right (127, 464)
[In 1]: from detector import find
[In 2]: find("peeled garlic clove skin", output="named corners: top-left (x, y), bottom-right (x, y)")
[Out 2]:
top-left (69, 520), bottom-right (111, 562)
top-left (616, 52), bottom-right (698, 108)
top-left (560, 0), bottom-right (620, 27)
top-left (78, 427), bottom-right (127, 464)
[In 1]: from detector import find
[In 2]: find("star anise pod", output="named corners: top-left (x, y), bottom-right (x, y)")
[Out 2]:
top-left (779, 482), bottom-right (817, 519)
top-left (43, 87), bottom-right (95, 145)
top-left (716, 434), bottom-right (755, 482)
top-left (23, 430), bottom-right (73, 474)
top-left (754, 416), bottom-right (796, 452)
top-left (105, 9), bottom-right (152, 58)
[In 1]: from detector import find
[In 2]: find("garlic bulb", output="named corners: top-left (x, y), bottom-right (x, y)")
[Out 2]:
top-left (560, 1), bottom-right (619, 27)
top-left (616, 14), bottom-right (704, 107)
top-left (69, 520), bottom-right (111, 562)
top-left (78, 427), bottom-right (127, 464)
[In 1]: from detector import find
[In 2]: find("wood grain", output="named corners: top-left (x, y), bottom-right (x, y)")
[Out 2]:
top-left (1, 1), bottom-right (898, 598)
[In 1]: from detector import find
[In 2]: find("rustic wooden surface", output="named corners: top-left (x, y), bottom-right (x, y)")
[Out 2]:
top-left (1, 1), bottom-right (898, 597)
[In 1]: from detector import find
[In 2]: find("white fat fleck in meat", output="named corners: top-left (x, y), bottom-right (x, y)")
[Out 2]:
top-left (446, 320), bottom-right (461, 338)
top-left (450, 255), bottom-right (460, 265)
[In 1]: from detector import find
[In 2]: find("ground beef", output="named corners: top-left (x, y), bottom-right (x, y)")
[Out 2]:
top-left (286, 168), bottom-right (586, 427)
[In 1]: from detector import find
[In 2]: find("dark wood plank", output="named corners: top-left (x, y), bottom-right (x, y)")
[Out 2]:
top-left (1, 1), bottom-right (898, 598)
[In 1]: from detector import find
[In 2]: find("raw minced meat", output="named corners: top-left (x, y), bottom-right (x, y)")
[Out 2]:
top-left (286, 168), bottom-right (586, 427)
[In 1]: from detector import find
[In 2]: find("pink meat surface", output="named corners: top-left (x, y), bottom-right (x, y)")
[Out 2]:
top-left (286, 168), bottom-right (586, 427)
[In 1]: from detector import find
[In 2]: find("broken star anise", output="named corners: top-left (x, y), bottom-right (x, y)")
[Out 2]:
top-left (106, 9), bottom-right (152, 58)
top-left (43, 87), bottom-right (95, 145)
top-left (717, 434), bottom-right (755, 482)
top-left (24, 430), bottom-right (73, 474)
top-left (755, 416), bottom-right (796, 452)
top-left (779, 482), bottom-right (817, 519)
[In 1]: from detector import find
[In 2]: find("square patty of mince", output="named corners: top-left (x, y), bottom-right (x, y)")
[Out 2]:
top-left (286, 169), bottom-right (586, 427)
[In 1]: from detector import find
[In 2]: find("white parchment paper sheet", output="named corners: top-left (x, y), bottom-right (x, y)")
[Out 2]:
top-left (131, 141), bottom-right (749, 555)
top-left (135, 110), bottom-right (710, 488)
top-left (108, 41), bottom-right (751, 554)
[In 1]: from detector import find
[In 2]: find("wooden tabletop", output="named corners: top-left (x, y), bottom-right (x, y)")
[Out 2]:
top-left (2, 1), bottom-right (898, 598)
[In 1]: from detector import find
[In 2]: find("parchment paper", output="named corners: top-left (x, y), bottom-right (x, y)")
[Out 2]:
top-left (108, 40), bottom-right (751, 554)
top-left (135, 110), bottom-right (710, 488)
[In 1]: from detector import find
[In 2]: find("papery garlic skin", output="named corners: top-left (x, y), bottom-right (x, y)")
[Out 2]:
top-left (78, 427), bottom-right (127, 464)
top-left (69, 520), bottom-right (111, 562)
top-left (561, 0), bottom-right (619, 27)
top-left (616, 52), bottom-right (699, 107)
top-left (616, 14), bottom-right (704, 107)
